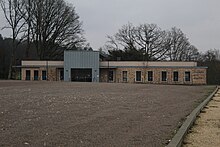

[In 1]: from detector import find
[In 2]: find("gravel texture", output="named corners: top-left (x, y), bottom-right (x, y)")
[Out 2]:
top-left (0, 81), bottom-right (214, 147)
top-left (183, 90), bottom-right (220, 147)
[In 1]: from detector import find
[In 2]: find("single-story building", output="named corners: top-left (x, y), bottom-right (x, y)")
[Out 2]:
top-left (19, 50), bottom-right (207, 85)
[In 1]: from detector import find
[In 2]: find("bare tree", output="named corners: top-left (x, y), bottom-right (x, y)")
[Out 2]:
top-left (165, 27), bottom-right (190, 61)
top-left (21, 0), bottom-right (85, 59)
top-left (183, 45), bottom-right (199, 61)
top-left (201, 49), bottom-right (220, 61)
top-left (133, 24), bottom-right (167, 60)
top-left (0, 0), bottom-right (26, 79)
top-left (106, 23), bottom-right (168, 61)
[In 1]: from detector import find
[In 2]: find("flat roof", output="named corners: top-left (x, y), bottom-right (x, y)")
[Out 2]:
top-left (20, 60), bottom-right (207, 69)
top-left (100, 61), bottom-right (197, 67)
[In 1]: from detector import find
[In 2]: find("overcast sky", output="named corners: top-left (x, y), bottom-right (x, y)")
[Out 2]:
top-left (0, 0), bottom-right (220, 52)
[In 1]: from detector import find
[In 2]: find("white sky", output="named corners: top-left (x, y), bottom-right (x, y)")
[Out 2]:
top-left (0, 0), bottom-right (220, 52)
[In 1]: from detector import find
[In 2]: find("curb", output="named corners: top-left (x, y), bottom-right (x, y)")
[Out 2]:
top-left (166, 86), bottom-right (219, 147)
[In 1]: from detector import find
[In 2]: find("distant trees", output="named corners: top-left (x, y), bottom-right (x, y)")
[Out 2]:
top-left (164, 27), bottom-right (199, 61)
top-left (200, 49), bottom-right (220, 62)
top-left (0, 0), bottom-right (85, 79)
top-left (0, 35), bottom-right (36, 79)
top-left (198, 49), bottom-right (220, 84)
top-left (0, 0), bottom-right (26, 79)
top-left (106, 23), bottom-right (200, 61)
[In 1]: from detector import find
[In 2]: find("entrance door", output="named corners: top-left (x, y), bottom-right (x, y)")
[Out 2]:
top-left (42, 70), bottom-right (47, 80)
top-left (26, 70), bottom-right (30, 80)
top-left (34, 70), bottom-right (39, 80)
top-left (71, 68), bottom-right (92, 82)
top-left (108, 70), bottom-right (114, 82)
top-left (60, 69), bottom-right (64, 80)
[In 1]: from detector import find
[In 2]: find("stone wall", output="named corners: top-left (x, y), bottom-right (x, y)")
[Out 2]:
top-left (21, 67), bottom-right (63, 81)
top-left (100, 67), bottom-right (207, 85)
top-left (22, 66), bottom-right (207, 85)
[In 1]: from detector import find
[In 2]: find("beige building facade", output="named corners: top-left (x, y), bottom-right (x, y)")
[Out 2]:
top-left (99, 61), bottom-right (207, 85)
top-left (21, 61), bottom-right (64, 81)
top-left (20, 60), bottom-right (207, 85)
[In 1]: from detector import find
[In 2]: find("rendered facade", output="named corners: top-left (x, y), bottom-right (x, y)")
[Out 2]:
top-left (20, 51), bottom-right (207, 85)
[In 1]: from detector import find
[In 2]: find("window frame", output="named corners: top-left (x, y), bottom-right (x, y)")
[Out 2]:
top-left (25, 70), bottom-right (31, 80)
top-left (135, 71), bottom-right (142, 82)
top-left (147, 71), bottom-right (153, 81)
top-left (173, 71), bottom-right (179, 82)
top-left (34, 70), bottom-right (39, 81)
top-left (42, 70), bottom-right (47, 80)
top-left (122, 71), bottom-right (128, 82)
top-left (185, 71), bottom-right (191, 82)
top-left (108, 70), bottom-right (114, 82)
top-left (161, 71), bottom-right (167, 82)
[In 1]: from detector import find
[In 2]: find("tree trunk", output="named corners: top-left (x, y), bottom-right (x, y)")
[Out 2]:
top-left (8, 41), bottom-right (15, 79)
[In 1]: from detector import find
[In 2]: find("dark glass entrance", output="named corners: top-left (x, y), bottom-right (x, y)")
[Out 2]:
top-left (34, 70), bottom-right (39, 80)
top-left (71, 68), bottom-right (92, 82)
top-left (60, 69), bottom-right (64, 80)
top-left (42, 70), bottom-right (47, 80)
top-left (108, 70), bottom-right (114, 82)
top-left (26, 70), bottom-right (30, 80)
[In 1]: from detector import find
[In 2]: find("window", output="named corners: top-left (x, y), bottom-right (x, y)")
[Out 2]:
top-left (34, 70), bottom-right (39, 80)
top-left (60, 70), bottom-right (64, 80)
top-left (185, 71), bottom-right (191, 81)
top-left (162, 71), bottom-right (167, 81)
top-left (108, 70), bottom-right (114, 82)
top-left (173, 71), bottom-right (178, 81)
top-left (25, 70), bottom-right (30, 80)
top-left (42, 70), bottom-right (47, 80)
top-left (136, 71), bottom-right (142, 82)
top-left (148, 71), bottom-right (153, 81)
top-left (122, 71), bottom-right (128, 82)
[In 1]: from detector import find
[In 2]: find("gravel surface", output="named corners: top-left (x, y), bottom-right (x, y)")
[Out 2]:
top-left (183, 90), bottom-right (220, 147)
top-left (0, 81), bottom-right (214, 147)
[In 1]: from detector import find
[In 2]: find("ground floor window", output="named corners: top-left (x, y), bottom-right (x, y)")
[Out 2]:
top-left (34, 70), bottom-right (39, 80)
top-left (162, 71), bottom-right (167, 81)
top-left (25, 70), bottom-right (30, 80)
top-left (108, 70), bottom-right (114, 82)
top-left (42, 70), bottom-right (47, 80)
top-left (173, 71), bottom-right (178, 81)
top-left (148, 71), bottom-right (153, 81)
top-left (122, 71), bottom-right (128, 82)
top-left (185, 71), bottom-right (191, 81)
top-left (136, 71), bottom-right (142, 82)
top-left (60, 69), bottom-right (64, 80)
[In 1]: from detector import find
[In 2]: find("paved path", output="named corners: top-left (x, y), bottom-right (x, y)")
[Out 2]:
top-left (183, 90), bottom-right (220, 147)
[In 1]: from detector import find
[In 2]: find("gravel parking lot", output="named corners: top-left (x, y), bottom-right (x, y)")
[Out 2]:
top-left (0, 81), bottom-right (214, 147)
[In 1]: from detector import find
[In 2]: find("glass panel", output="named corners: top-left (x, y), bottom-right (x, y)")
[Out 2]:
top-left (148, 71), bottom-right (153, 81)
top-left (162, 71), bottom-right (167, 81)
top-left (42, 70), bottom-right (47, 80)
top-left (173, 71), bottom-right (178, 81)
top-left (122, 71), bottom-right (128, 82)
top-left (136, 71), bottom-right (141, 81)
top-left (25, 70), bottom-right (30, 80)
top-left (60, 70), bottom-right (64, 80)
top-left (108, 70), bottom-right (114, 82)
top-left (185, 71), bottom-right (190, 81)
top-left (34, 70), bottom-right (39, 80)
top-left (71, 68), bottom-right (92, 82)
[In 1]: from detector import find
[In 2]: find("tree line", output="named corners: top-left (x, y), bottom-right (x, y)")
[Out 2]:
top-left (0, 0), bottom-right (85, 79)
top-left (104, 23), bottom-right (201, 61)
